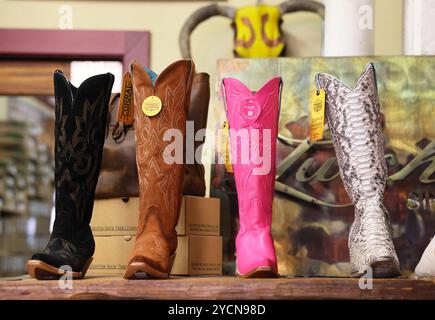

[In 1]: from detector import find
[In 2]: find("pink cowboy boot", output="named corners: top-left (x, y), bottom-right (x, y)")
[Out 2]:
top-left (222, 77), bottom-right (282, 278)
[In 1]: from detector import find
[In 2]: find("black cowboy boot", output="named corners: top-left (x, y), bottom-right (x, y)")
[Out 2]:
top-left (27, 70), bottom-right (114, 279)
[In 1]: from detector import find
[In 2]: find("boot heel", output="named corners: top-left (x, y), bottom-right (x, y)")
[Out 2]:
top-left (236, 266), bottom-right (279, 279)
top-left (76, 257), bottom-right (93, 279)
top-left (124, 253), bottom-right (177, 280)
top-left (27, 257), bottom-right (93, 280)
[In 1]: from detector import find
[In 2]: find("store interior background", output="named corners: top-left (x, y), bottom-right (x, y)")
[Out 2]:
top-left (0, 0), bottom-right (403, 72)
top-left (0, 0), bottom-right (404, 187)
top-left (0, 0), bottom-right (404, 277)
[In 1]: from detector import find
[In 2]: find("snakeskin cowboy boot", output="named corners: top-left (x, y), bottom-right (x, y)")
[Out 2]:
top-left (316, 63), bottom-right (400, 277)
top-left (222, 77), bottom-right (282, 278)
top-left (124, 60), bottom-right (194, 279)
top-left (27, 70), bottom-right (114, 279)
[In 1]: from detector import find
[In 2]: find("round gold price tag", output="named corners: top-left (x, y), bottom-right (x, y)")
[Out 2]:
top-left (142, 96), bottom-right (162, 117)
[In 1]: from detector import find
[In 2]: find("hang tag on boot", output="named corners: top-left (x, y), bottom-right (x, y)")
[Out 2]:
top-left (117, 72), bottom-right (134, 125)
top-left (142, 95), bottom-right (162, 117)
top-left (309, 89), bottom-right (326, 141)
top-left (222, 121), bottom-right (233, 173)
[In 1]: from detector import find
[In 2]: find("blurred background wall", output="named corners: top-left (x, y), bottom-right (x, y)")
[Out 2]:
top-left (0, 0), bottom-right (405, 204)
top-left (0, 0), bottom-right (403, 74)
top-left (0, 0), bottom-right (405, 207)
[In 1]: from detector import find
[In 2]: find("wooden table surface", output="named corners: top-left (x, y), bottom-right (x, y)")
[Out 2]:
top-left (1, 275), bottom-right (435, 300)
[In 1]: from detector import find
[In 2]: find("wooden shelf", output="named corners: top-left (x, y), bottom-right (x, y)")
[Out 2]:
top-left (1, 275), bottom-right (435, 300)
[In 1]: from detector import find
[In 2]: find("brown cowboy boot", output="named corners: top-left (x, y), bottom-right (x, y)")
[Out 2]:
top-left (124, 60), bottom-right (194, 279)
top-left (95, 73), bottom-right (210, 199)
top-left (94, 93), bottom-right (137, 199)
top-left (183, 73), bottom-right (210, 196)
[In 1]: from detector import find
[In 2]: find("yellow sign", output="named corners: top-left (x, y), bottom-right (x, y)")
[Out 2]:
top-left (234, 5), bottom-right (284, 58)
top-left (142, 96), bottom-right (162, 117)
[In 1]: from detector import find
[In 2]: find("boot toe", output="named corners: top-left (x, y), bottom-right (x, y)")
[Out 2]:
top-left (129, 254), bottom-right (168, 272)
top-left (31, 251), bottom-right (85, 273)
top-left (31, 253), bottom-right (65, 269)
top-left (236, 256), bottom-right (277, 277)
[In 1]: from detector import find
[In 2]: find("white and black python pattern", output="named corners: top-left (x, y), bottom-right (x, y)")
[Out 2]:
top-left (316, 63), bottom-right (400, 277)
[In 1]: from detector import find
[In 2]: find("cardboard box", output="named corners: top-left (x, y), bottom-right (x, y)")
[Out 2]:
top-left (89, 235), bottom-right (222, 276)
top-left (91, 196), bottom-right (220, 236)
top-left (88, 235), bottom-right (134, 274)
top-left (172, 235), bottom-right (222, 275)
top-left (91, 198), bottom-right (138, 236)
top-left (178, 196), bottom-right (220, 236)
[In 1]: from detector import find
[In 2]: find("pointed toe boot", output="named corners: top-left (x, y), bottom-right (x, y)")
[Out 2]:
top-left (124, 60), bottom-right (195, 279)
top-left (222, 77), bottom-right (282, 278)
top-left (27, 70), bottom-right (114, 280)
top-left (316, 63), bottom-right (400, 278)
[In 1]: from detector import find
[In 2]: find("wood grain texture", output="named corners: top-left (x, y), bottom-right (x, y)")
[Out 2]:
top-left (0, 60), bottom-right (70, 96)
top-left (0, 276), bottom-right (434, 300)
top-left (0, 29), bottom-right (150, 71)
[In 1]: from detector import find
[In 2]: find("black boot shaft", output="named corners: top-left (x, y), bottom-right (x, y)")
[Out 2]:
top-left (53, 70), bottom-right (114, 239)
